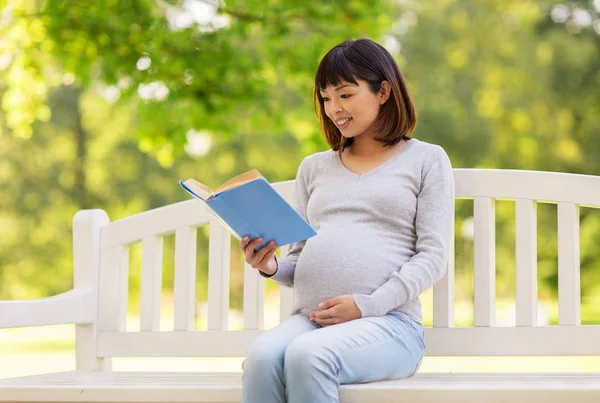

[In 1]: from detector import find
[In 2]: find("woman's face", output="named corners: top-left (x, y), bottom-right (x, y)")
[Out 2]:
top-left (319, 78), bottom-right (389, 140)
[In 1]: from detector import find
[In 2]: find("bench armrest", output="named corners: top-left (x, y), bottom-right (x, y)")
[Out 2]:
top-left (0, 288), bottom-right (95, 328)
top-left (0, 209), bottom-right (108, 331)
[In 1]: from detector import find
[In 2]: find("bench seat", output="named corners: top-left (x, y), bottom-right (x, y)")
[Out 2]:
top-left (1, 371), bottom-right (600, 403)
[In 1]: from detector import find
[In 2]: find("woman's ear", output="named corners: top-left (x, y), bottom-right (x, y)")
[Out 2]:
top-left (379, 80), bottom-right (391, 105)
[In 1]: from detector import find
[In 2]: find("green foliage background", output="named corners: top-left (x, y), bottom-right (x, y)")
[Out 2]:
top-left (1, 0), bottom-right (599, 324)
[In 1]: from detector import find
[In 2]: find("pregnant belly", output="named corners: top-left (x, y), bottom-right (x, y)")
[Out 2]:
top-left (291, 227), bottom-right (401, 310)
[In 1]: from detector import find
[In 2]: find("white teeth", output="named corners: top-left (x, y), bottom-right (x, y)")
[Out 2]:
top-left (336, 118), bottom-right (350, 125)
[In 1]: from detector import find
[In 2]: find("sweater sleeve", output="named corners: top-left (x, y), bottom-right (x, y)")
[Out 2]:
top-left (260, 158), bottom-right (311, 287)
top-left (353, 148), bottom-right (455, 317)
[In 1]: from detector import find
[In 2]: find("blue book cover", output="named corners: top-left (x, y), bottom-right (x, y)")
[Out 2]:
top-left (179, 170), bottom-right (317, 251)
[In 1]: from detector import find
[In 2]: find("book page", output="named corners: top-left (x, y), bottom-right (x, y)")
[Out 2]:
top-left (215, 169), bottom-right (263, 195)
top-left (182, 179), bottom-right (214, 200)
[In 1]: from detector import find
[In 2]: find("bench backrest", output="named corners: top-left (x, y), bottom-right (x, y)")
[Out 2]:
top-left (91, 169), bottom-right (600, 362)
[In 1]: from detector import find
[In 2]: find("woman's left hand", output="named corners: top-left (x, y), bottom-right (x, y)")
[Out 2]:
top-left (310, 295), bottom-right (362, 326)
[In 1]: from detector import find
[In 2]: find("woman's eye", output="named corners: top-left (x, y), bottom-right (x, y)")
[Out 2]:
top-left (322, 97), bottom-right (330, 102)
top-left (341, 94), bottom-right (351, 99)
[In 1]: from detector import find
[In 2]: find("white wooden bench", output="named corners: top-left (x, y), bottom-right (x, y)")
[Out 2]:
top-left (1, 169), bottom-right (600, 403)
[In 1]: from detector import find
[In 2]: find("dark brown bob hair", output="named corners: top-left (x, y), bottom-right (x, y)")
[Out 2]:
top-left (314, 38), bottom-right (417, 152)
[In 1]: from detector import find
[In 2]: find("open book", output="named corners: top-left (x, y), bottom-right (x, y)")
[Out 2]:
top-left (180, 169), bottom-right (317, 251)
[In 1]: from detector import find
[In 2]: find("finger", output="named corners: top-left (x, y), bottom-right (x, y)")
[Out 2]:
top-left (313, 317), bottom-right (339, 327)
top-left (258, 240), bottom-right (276, 258)
top-left (318, 297), bottom-right (340, 310)
top-left (248, 237), bottom-right (264, 252)
top-left (244, 237), bottom-right (263, 261)
top-left (252, 241), bottom-right (276, 266)
top-left (239, 236), bottom-right (250, 250)
top-left (257, 242), bottom-right (277, 265)
top-left (311, 307), bottom-right (335, 320)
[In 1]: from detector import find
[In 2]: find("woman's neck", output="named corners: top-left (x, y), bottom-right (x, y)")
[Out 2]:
top-left (347, 136), bottom-right (406, 158)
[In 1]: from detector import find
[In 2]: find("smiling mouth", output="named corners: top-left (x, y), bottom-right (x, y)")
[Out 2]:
top-left (335, 117), bottom-right (352, 128)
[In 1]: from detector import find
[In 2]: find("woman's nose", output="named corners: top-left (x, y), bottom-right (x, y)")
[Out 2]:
top-left (329, 99), bottom-right (343, 114)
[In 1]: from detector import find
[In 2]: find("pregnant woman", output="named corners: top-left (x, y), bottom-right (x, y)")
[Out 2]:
top-left (240, 37), bottom-right (454, 403)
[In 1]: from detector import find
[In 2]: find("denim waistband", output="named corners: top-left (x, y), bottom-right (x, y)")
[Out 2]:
top-left (387, 311), bottom-right (424, 338)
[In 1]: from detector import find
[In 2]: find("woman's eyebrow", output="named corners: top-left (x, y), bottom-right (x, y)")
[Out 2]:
top-left (320, 84), bottom-right (355, 94)
top-left (335, 84), bottom-right (354, 91)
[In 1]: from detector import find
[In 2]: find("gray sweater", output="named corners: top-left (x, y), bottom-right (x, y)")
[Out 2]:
top-left (270, 138), bottom-right (454, 324)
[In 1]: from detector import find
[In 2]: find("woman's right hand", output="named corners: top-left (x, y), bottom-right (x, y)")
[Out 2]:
top-left (240, 236), bottom-right (278, 276)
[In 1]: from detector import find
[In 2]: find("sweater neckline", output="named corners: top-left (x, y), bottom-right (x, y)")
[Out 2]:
top-left (335, 138), bottom-right (418, 179)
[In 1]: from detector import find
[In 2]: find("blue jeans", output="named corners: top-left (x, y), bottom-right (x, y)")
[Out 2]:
top-left (242, 312), bottom-right (425, 403)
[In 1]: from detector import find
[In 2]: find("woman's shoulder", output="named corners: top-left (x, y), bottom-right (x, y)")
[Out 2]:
top-left (303, 148), bottom-right (336, 163)
top-left (298, 149), bottom-right (337, 173)
top-left (408, 138), bottom-right (452, 168)
top-left (409, 138), bottom-right (448, 156)
top-left (292, 149), bottom-right (337, 185)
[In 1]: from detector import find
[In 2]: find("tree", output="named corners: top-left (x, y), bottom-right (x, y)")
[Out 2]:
top-left (1, 0), bottom-right (599, 324)
top-left (395, 0), bottom-right (600, 316)
top-left (2, 0), bottom-right (397, 162)
top-left (0, 1), bottom-right (396, 311)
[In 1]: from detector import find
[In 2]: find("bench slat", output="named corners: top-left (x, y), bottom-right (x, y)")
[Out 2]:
top-left (94, 325), bottom-right (600, 358)
top-left (207, 222), bottom-right (231, 331)
top-left (2, 371), bottom-right (600, 403)
top-left (243, 262), bottom-right (264, 330)
top-left (97, 330), bottom-right (260, 357)
top-left (474, 197), bottom-right (496, 327)
top-left (433, 225), bottom-right (455, 328)
top-left (140, 236), bottom-right (163, 332)
top-left (174, 227), bottom-right (197, 331)
top-left (515, 199), bottom-right (538, 326)
top-left (425, 326), bottom-right (600, 356)
top-left (454, 169), bottom-right (600, 207)
top-left (98, 246), bottom-right (129, 333)
top-left (100, 200), bottom-right (212, 250)
top-left (558, 203), bottom-right (581, 326)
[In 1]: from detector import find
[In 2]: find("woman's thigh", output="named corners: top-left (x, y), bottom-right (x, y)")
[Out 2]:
top-left (286, 312), bottom-right (425, 383)
top-left (243, 313), bottom-right (317, 368)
